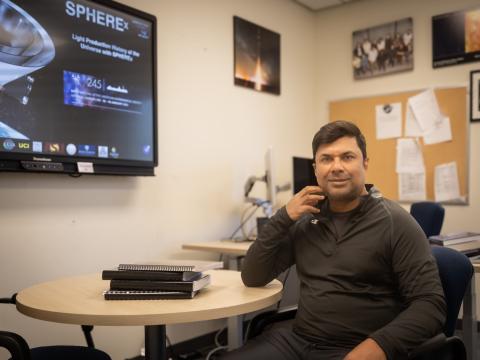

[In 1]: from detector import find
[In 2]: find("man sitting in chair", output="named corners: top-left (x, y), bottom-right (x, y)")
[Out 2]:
top-left (221, 121), bottom-right (446, 360)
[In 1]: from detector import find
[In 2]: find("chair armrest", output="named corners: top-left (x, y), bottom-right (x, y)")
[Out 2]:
top-left (246, 305), bottom-right (298, 340)
top-left (409, 333), bottom-right (447, 358)
top-left (0, 331), bottom-right (31, 360)
top-left (409, 334), bottom-right (466, 360)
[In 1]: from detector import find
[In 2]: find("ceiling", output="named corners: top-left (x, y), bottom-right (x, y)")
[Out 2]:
top-left (293, 0), bottom-right (359, 11)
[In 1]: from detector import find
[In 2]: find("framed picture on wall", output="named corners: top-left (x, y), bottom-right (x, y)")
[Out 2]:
top-left (432, 7), bottom-right (480, 68)
top-left (471, 70), bottom-right (480, 122)
top-left (352, 17), bottom-right (413, 80)
top-left (233, 16), bottom-right (280, 95)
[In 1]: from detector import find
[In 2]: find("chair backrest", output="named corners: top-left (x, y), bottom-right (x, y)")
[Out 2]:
top-left (431, 246), bottom-right (473, 336)
top-left (410, 202), bottom-right (445, 238)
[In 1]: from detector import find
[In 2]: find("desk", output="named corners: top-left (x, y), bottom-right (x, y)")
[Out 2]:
top-left (15, 270), bottom-right (282, 360)
top-left (182, 240), bottom-right (252, 269)
top-left (182, 240), bottom-right (251, 256)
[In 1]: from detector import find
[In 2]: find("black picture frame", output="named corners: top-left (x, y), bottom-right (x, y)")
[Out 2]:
top-left (233, 16), bottom-right (280, 95)
top-left (470, 70), bottom-right (480, 122)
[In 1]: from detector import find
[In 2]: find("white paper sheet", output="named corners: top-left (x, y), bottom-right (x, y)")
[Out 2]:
top-left (398, 173), bottom-right (426, 201)
top-left (423, 116), bottom-right (452, 145)
top-left (404, 102), bottom-right (424, 137)
top-left (396, 138), bottom-right (425, 173)
top-left (375, 102), bottom-right (402, 139)
top-left (408, 89), bottom-right (443, 134)
top-left (434, 162), bottom-right (460, 202)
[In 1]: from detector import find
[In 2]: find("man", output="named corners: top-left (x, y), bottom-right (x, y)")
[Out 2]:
top-left (222, 121), bottom-right (446, 360)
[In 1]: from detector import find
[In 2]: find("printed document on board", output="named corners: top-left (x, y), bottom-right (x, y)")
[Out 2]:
top-left (396, 138), bottom-right (425, 173)
top-left (398, 173), bottom-right (426, 201)
top-left (375, 103), bottom-right (402, 139)
top-left (404, 102), bottom-right (424, 137)
top-left (423, 116), bottom-right (452, 145)
top-left (408, 89), bottom-right (443, 134)
top-left (434, 162), bottom-right (460, 202)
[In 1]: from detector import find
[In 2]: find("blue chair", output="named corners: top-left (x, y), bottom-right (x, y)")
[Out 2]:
top-left (245, 247), bottom-right (472, 360)
top-left (410, 202), bottom-right (445, 238)
top-left (408, 246), bottom-right (472, 360)
top-left (0, 294), bottom-right (111, 360)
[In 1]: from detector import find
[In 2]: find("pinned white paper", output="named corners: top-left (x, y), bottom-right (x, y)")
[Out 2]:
top-left (398, 173), bottom-right (426, 201)
top-left (408, 89), bottom-right (443, 134)
top-left (434, 162), bottom-right (460, 202)
top-left (404, 102), bottom-right (423, 137)
top-left (423, 116), bottom-right (452, 145)
top-left (396, 138), bottom-right (425, 174)
top-left (375, 103), bottom-right (402, 139)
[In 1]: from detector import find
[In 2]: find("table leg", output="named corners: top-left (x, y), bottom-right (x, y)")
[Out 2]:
top-left (145, 325), bottom-right (166, 360)
top-left (227, 315), bottom-right (243, 350)
top-left (463, 276), bottom-right (477, 360)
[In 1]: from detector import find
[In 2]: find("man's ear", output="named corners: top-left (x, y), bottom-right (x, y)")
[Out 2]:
top-left (363, 157), bottom-right (369, 170)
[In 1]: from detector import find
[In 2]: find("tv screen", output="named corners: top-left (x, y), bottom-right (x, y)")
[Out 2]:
top-left (292, 156), bottom-right (316, 194)
top-left (0, 0), bottom-right (157, 175)
top-left (432, 7), bottom-right (480, 68)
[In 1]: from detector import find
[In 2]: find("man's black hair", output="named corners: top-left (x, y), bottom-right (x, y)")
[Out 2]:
top-left (312, 120), bottom-right (367, 159)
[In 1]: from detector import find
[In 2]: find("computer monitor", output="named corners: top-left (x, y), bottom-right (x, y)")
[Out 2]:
top-left (293, 156), bottom-right (317, 194)
top-left (0, 0), bottom-right (157, 176)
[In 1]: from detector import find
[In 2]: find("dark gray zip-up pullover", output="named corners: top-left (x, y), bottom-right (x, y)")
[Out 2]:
top-left (241, 186), bottom-right (446, 359)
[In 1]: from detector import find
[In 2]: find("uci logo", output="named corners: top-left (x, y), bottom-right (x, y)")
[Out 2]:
top-left (18, 142), bottom-right (30, 150)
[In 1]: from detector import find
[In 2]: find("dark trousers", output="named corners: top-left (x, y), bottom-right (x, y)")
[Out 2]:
top-left (219, 327), bottom-right (351, 360)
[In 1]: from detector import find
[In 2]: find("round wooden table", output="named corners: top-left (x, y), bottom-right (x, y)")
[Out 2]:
top-left (16, 269), bottom-right (283, 360)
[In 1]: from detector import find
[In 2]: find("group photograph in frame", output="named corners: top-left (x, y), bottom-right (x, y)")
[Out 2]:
top-left (233, 16), bottom-right (280, 95)
top-left (352, 17), bottom-right (413, 80)
top-left (471, 70), bottom-right (480, 122)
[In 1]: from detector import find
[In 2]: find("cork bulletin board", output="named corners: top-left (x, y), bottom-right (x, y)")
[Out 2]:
top-left (329, 87), bottom-right (468, 203)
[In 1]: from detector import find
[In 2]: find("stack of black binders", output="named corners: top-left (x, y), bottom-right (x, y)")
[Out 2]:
top-left (102, 260), bottom-right (223, 300)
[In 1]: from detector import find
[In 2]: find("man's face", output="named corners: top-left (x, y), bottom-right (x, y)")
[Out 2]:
top-left (313, 136), bottom-right (368, 205)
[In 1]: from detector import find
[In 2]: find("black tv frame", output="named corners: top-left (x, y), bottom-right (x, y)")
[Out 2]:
top-left (0, 0), bottom-right (158, 176)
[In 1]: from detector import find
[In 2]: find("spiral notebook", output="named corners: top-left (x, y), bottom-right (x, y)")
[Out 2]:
top-left (117, 259), bottom-right (223, 272)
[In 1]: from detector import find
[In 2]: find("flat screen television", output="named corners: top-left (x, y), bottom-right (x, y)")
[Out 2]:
top-left (292, 156), bottom-right (316, 194)
top-left (0, 0), bottom-right (157, 175)
top-left (432, 7), bottom-right (480, 68)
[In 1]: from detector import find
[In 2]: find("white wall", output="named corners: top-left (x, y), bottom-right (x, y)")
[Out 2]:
top-left (0, 1), bottom-right (316, 359)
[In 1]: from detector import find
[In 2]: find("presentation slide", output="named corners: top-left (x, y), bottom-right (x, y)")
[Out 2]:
top-left (0, 0), bottom-right (154, 162)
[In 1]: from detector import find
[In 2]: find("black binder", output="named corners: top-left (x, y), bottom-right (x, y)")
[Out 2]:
top-left (109, 274), bottom-right (211, 292)
top-left (104, 290), bottom-right (198, 300)
top-left (102, 269), bottom-right (202, 282)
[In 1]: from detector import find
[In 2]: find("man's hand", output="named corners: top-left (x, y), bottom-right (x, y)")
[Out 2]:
top-left (344, 338), bottom-right (386, 360)
top-left (285, 186), bottom-right (324, 221)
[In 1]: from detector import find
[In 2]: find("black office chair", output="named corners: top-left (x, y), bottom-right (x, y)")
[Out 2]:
top-left (0, 294), bottom-right (111, 360)
top-left (410, 201), bottom-right (445, 238)
top-left (246, 246), bottom-right (472, 360)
